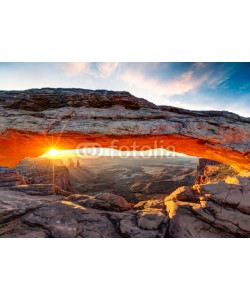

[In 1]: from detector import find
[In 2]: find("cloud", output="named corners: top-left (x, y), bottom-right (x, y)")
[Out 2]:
top-left (57, 62), bottom-right (91, 76)
top-left (120, 67), bottom-right (209, 96)
top-left (194, 62), bottom-right (206, 69)
top-left (57, 62), bottom-right (120, 78)
top-left (119, 62), bottom-right (234, 98)
top-left (56, 62), bottom-right (228, 96)
top-left (97, 62), bottom-right (120, 77)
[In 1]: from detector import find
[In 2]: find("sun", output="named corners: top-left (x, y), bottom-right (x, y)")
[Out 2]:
top-left (46, 148), bottom-right (58, 157)
top-left (40, 148), bottom-right (76, 159)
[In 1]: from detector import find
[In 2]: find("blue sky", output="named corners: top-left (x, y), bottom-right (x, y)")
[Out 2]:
top-left (0, 62), bottom-right (249, 117)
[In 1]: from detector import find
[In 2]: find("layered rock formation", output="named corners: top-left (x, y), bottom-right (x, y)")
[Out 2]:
top-left (0, 167), bottom-right (26, 187)
top-left (165, 171), bottom-right (250, 237)
top-left (0, 88), bottom-right (249, 171)
top-left (197, 158), bottom-right (221, 174)
top-left (16, 159), bottom-right (72, 192)
top-left (196, 158), bottom-right (237, 184)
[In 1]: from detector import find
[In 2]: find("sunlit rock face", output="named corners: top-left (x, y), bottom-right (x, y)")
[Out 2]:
top-left (165, 171), bottom-right (250, 237)
top-left (195, 158), bottom-right (237, 184)
top-left (0, 88), bottom-right (249, 171)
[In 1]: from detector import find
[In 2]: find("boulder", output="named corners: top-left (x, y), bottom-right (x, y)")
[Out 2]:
top-left (119, 216), bottom-right (159, 238)
top-left (72, 193), bottom-right (132, 212)
top-left (137, 210), bottom-right (167, 230)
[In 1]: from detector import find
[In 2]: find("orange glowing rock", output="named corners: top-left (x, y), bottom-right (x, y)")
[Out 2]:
top-left (0, 88), bottom-right (249, 172)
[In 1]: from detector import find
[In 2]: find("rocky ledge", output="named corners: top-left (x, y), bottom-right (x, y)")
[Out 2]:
top-left (0, 170), bottom-right (249, 238)
top-left (0, 188), bottom-right (167, 238)
top-left (165, 171), bottom-right (250, 237)
top-left (0, 88), bottom-right (249, 171)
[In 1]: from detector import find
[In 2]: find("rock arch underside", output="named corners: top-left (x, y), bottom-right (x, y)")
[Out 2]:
top-left (0, 88), bottom-right (249, 171)
top-left (0, 88), bottom-right (250, 238)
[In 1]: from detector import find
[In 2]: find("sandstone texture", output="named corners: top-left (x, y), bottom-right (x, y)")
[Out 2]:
top-left (66, 192), bottom-right (132, 212)
top-left (0, 188), bottom-right (168, 238)
top-left (0, 88), bottom-right (249, 171)
top-left (0, 166), bottom-right (168, 238)
top-left (0, 167), bottom-right (26, 187)
top-left (196, 158), bottom-right (237, 184)
top-left (165, 171), bottom-right (250, 237)
top-left (0, 169), bottom-right (249, 238)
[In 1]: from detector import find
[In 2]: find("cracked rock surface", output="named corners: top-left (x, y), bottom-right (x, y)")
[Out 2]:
top-left (0, 171), bottom-right (249, 238)
top-left (0, 186), bottom-right (169, 238)
top-left (165, 171), bottom-right (250, 237)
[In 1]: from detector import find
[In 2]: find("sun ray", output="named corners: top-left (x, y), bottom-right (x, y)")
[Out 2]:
top-left (43, 133), bottom-right (53, 149)
top-left (54, 121), bottom-right (68, 149)
top-left (37, 136), bottom-right (53, 150)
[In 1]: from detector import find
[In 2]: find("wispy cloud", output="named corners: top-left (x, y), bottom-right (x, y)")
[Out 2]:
top-left (97, 62), bottom-right (120, 77)
top-left (120, 68), bottom-right (209, 96)
top-left (57, 62), bottom-right (120, 78)
top-left (57, 62), bottom-right (228, 96)
top-left (57, 62), bottom-right (90, 76)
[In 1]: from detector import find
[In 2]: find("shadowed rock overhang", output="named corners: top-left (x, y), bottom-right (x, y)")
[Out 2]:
top-left (0, 88), bottom-right (249, 171)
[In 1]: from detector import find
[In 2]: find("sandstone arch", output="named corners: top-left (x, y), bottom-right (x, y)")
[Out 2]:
top-left (0, 88), bottom-right (249, 172)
